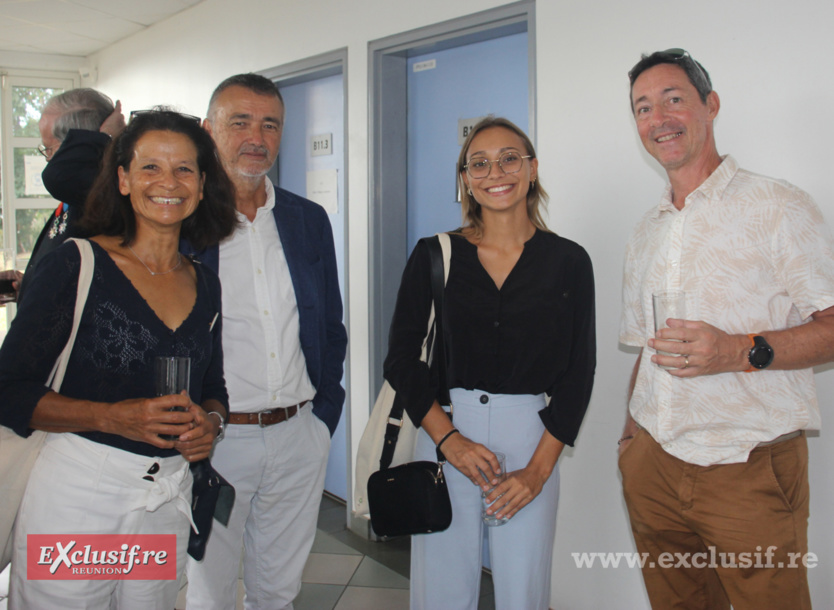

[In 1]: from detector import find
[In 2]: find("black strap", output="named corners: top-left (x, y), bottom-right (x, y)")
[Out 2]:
top-left (425, 236), bottom-right (450, 407)
top-left (380, 235), bottom-right (449, 469)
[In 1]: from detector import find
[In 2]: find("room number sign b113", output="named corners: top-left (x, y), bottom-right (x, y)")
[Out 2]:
top-left (311, 133), bottom-right (333, 157)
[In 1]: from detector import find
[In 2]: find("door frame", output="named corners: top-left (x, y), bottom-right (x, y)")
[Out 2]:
top-left (367, 1), bottom-right (537, 411)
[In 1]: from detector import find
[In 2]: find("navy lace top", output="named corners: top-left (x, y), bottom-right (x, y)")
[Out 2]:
top-left (0, 239), bottom-right (228, 457)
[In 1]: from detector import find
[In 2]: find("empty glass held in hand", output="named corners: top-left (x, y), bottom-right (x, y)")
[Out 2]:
top-left (652, 291), bottom-right (686, 369)
top-left (156, 356), bottom-right (190, 440)
top-left (480, 451), bottom-right (509, 527)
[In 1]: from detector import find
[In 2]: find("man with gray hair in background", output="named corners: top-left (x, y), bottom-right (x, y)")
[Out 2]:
top-left (15, 88), bottom-right (124, 301)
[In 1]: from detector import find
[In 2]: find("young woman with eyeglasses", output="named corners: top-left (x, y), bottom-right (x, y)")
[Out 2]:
top-left (384, 116), bottom-right (596, 609)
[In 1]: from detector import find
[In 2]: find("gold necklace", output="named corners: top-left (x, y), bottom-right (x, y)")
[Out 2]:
top-left (127, 244), bottom-right (183, 276)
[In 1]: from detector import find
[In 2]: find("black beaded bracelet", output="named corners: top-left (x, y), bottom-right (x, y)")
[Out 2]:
top-left (437, 428), bottom-right (460, 451)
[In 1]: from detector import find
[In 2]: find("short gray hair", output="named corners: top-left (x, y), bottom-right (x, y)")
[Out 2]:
top-left (207, 73), bottom-right (283, 121)
top-left (44, 88), bottom-right (114, 141)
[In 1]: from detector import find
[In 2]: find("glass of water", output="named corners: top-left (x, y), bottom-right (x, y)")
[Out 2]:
top-left (480, 451), bottom-right (509, 527)
top-left (155, 356), bottom-right (190, 440)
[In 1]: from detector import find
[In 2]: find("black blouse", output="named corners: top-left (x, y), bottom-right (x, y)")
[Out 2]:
top-left (383, 230), bottom-right (595, 446)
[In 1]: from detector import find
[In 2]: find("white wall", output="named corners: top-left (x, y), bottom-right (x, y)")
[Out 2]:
top-left (87, 0), bottom-right (834, 607)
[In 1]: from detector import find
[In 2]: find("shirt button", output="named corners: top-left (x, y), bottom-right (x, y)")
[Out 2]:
top-left (479, 394), bottom-right (489, 404)
top-left (257, 269), bottom-right (263, 275)
top-left (493, 321), bottom-right (499, 328)
top-left (270, 353), bottom-right (276, 359)
top-left (263, 310), bottom-right (269, 316)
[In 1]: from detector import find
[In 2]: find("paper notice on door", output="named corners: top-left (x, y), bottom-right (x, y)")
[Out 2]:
top-left (306, 169), bottom-right (338, 215)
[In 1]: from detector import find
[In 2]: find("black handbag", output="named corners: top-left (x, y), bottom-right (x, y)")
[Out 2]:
top-left (187, 459), bottom-right (235, 560)
top-left (368, 235), bottom-right (453, 537)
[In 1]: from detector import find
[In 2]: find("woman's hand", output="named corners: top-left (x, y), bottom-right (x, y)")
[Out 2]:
top-left (441, 433), bottom-right (502, 490)
top-left (484, 431), bottom-right (565, 521)
top-left (101, 393), bottom-right (194, 447)
top-left (174, 402), bottom-right (222, 462)
top-left (483, 466), bottom-right (548, 521)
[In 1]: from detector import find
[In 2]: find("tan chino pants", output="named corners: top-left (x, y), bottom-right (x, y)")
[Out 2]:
top-left (619, 428), bottom-right (811, 610)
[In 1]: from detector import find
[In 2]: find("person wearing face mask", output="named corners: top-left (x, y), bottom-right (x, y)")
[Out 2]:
top-left (12, 89), bottom-right (126, 304)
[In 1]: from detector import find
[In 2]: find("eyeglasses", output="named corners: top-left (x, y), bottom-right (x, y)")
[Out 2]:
top-left (37, 144), bottom-right (57, 159)
top-left (464, 151), bottom-right (532, 179)
top-left (661, 48), bottom-right (711, 92)
top-left (129, 109), bottom-right (202, 124)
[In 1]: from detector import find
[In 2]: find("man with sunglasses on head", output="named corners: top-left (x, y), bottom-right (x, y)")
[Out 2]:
top-left (13, 88), bottom-right (125, 302)
top-left (617, 49), bottom-right (834, 608)
top-left (183, 73), bottom-right (347, 610)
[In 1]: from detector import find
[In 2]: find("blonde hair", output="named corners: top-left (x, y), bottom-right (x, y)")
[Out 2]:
top-left (456, 116), bottom-right (549, 239)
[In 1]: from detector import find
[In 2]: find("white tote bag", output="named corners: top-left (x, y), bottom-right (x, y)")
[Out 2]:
top-left (0, 238), bottom-right (94, 570)
top-left (353, 233), bottom-right (450, 519)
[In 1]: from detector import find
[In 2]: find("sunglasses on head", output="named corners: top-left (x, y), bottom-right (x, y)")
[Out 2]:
top-left (659, 48), bottom-right (711, 90)
top-left (129, 109), bottom-right (202, 124)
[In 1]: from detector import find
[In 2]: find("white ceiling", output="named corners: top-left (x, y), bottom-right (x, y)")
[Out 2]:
top-left (0, 0), bottom-right (205, 57)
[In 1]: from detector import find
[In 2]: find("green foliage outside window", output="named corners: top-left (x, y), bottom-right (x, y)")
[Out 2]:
top-left (12, 86), bottom-right (61, 137)
top-left (3, 86), bottom-right (65, 256)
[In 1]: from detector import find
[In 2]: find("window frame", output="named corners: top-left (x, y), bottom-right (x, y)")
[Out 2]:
top-left (0, 70), bottom-right (78, 332)
top-left (1, 71), bottom-right (78, 269)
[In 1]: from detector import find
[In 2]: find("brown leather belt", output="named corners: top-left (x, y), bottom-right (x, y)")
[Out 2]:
top-left (227, 401), bottom-right (308, 427)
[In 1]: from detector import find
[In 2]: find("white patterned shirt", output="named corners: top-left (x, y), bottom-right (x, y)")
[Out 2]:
top-left (219, 178), bottom-right (316, 413)
top-left (619, 156), bottom-right (834, 465)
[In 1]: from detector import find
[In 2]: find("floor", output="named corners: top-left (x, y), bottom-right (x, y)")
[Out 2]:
top-left (175, 494), bottom-right (496, 609)
top-left (0, 494), bottom-right (496, 609)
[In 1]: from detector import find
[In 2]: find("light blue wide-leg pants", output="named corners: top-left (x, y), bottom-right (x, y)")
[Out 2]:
top-left (410, 389), bottom-right (560, 610)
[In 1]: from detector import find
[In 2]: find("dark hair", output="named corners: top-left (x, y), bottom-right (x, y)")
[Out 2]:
top-left (456, 116), bottom-right (549, 238)
top-left (45, 88), bottom-right (114, 141)
top-left (628, 49), bottom-right (712, 110)
top-left (82, 108), bottom-right (238, 249)
top-left (207, 73), bottom-right (284, 120)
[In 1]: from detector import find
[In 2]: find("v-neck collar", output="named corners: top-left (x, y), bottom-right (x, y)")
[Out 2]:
top-left (89, 240), bottom-right (201, 334)
top-left (457, 228), bottom-right (539, 292)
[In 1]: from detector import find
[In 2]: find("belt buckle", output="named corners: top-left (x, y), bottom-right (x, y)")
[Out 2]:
top-left (258, 410), bottom-right (268, 428)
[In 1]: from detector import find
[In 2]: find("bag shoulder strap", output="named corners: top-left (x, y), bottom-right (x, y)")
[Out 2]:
top-left (46, 238), bottom-right (94, 391)
top-left (380, 234), bottom-right (450, 470)
top-left (425, 235), bottom-right (450, 408)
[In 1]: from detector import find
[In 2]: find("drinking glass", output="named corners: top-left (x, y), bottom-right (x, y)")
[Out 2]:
top-left (156, 356), bottom-right (190, 440)
top-left (652, 291), bottom-right (686, 369)
top-left (480, 452), bottom-right (509, 527)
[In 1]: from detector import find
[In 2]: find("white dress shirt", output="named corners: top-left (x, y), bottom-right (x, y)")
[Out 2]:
top-left (219, 178), bottom-right (315, 412)
top-left (620, 156), bottom-right (834, 465)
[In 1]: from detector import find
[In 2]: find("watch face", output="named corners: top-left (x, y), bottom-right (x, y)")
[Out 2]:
top-left (750, 336), bottom-right (775, 369)
top-left (751, 348), bottom-right (772, 366)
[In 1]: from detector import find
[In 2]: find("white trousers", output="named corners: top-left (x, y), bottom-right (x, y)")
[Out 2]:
top-left (10, 433), bottom-right (191, 610)
top-left (410, 389), bottom-right (560, 610)
top-left (185, 404), bottom-right (330, 610)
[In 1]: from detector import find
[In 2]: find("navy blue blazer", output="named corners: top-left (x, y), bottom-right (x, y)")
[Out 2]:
top-left (182, 186), bottom-right (347, 435)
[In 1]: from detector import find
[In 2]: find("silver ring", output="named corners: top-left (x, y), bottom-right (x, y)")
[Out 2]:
top-left (683, 356), bottom-right (690, 369)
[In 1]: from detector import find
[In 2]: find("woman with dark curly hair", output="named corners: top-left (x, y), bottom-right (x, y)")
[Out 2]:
top-left (0, 108), bottom-right (237, 608)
